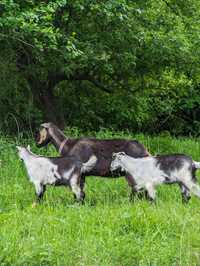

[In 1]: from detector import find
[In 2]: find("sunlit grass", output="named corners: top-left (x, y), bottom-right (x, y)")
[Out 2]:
top-left (1, 131), bottom-right (200, 265)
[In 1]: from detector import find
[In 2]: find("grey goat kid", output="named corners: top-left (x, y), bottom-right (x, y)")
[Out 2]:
top-left (110, 152), bottom-right (200, 202)
top-left (17, 146), bottom-right (97, 203)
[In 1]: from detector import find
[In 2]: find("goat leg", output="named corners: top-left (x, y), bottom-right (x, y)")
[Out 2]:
top-left (70, 175), bottom-right (85, 204)
top-left (34, 183), bottom-right (46, 204)
top-left (179, 184), bottom-right (191, 203)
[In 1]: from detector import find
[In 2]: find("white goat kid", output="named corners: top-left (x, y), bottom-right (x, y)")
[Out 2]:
top-left (110, 152), bottom-right (200, 202)
top-left (17, 146), bottom-right (97, 204)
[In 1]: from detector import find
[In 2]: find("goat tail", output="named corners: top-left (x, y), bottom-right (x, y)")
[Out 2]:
top-left (193, 161), bottom-right (200, 169)
top-left (81, 155), bottom-right (97, 173)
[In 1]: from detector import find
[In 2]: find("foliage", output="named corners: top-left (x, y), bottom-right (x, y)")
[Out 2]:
top-left (0, 0), bottom-right (200, 135)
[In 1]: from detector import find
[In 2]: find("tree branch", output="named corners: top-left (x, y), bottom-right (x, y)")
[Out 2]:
top-left (0, 33), bottom-right (35, 48)
top-left (86, 77), bottom-right (112, 93)
top-left (48, 71), bottom-right (113, 93)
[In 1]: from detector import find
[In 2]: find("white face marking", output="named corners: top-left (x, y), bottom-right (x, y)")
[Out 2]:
top-left (38, 128), bottom-right (47, 144)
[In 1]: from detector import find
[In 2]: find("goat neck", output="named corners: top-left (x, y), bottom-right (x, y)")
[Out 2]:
top-left (48, 127), bottom-right (68, 154)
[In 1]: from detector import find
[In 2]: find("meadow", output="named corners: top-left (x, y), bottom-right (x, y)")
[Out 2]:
top-left (1, 130), bottom-right (200, 265)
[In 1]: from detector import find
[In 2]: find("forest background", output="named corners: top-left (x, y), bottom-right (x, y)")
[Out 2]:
top-left (0, 0), bottom-right (200, 136)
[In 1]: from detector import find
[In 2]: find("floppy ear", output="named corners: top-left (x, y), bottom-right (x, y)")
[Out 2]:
top-left (27, 145), bottom-right (31, 151)
top-left (41, 122), bottom-right (51, 128)
top-left (16, 146), bottom-right (22, 151)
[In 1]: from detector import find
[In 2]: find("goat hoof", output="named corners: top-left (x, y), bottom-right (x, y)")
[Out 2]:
top-left (77, 200), bottom-right (85, 205)
top-left (31, 202), bottom-right (37, 208)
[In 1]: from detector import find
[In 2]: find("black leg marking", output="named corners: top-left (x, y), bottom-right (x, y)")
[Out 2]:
top-left (129, 188), bottom-right (137, 202)
top-left (35, 184), bottom-right (46, 203)
top-left (145, 184), bottom-right (156, 203)
top-left (80, 175), bottom-right (86, 201)
top-left (179, 184), bottom-right (191, 203)
top-left (80, 175), bottom-right (86, 190)
top-left (125, 174), bottom-right (135, 187)
top-left (125, 174), bottom-right (137, 202)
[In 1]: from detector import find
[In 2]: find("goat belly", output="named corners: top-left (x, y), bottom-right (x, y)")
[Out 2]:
top-left (87, 158), bottom-right (118, 177)
top-left (54, 178), bottom-right (70, 186)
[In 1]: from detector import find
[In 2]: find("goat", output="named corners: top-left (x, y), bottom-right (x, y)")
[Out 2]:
top-left (17, 146), bottom-right (97, 204)
top-left (35, 123), bottom-right (150, 172)
top-left (110, 152), bottom-right (200, 202)
top-left (35, 122), bottom-right (150, 199)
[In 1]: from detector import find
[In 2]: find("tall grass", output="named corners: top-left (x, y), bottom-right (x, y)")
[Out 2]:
top-left (1, 130), bottom-right (200, 265)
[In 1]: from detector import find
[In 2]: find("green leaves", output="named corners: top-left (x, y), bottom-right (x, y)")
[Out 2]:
top-left (0, 0), bottom-right (200, 134)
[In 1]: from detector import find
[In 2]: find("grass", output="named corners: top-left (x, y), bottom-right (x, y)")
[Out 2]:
top-left (1, 130), bottom-right (200, 265)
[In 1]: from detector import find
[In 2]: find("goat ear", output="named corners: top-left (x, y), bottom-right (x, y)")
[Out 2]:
top-left (27, 145), bottom-right (31, 151)
top-left (112, 152), bottom-right (117, 158)
top-left (41, 122), bottom-right (51, 128)
top-left (16, 146), bottom-right (21, 151)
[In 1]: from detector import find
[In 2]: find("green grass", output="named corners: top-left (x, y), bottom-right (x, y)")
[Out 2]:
top-left (1, 131), bottom-right (200, 265)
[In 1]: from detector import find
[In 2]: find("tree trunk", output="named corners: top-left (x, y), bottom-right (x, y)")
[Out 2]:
top-left (28, 80), bottom-right (65, 129)
top-left (40, 88), bottom-right (65, 129)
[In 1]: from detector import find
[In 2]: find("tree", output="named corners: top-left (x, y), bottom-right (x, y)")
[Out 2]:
top-left (0, 0), bottom-right (200, 133)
